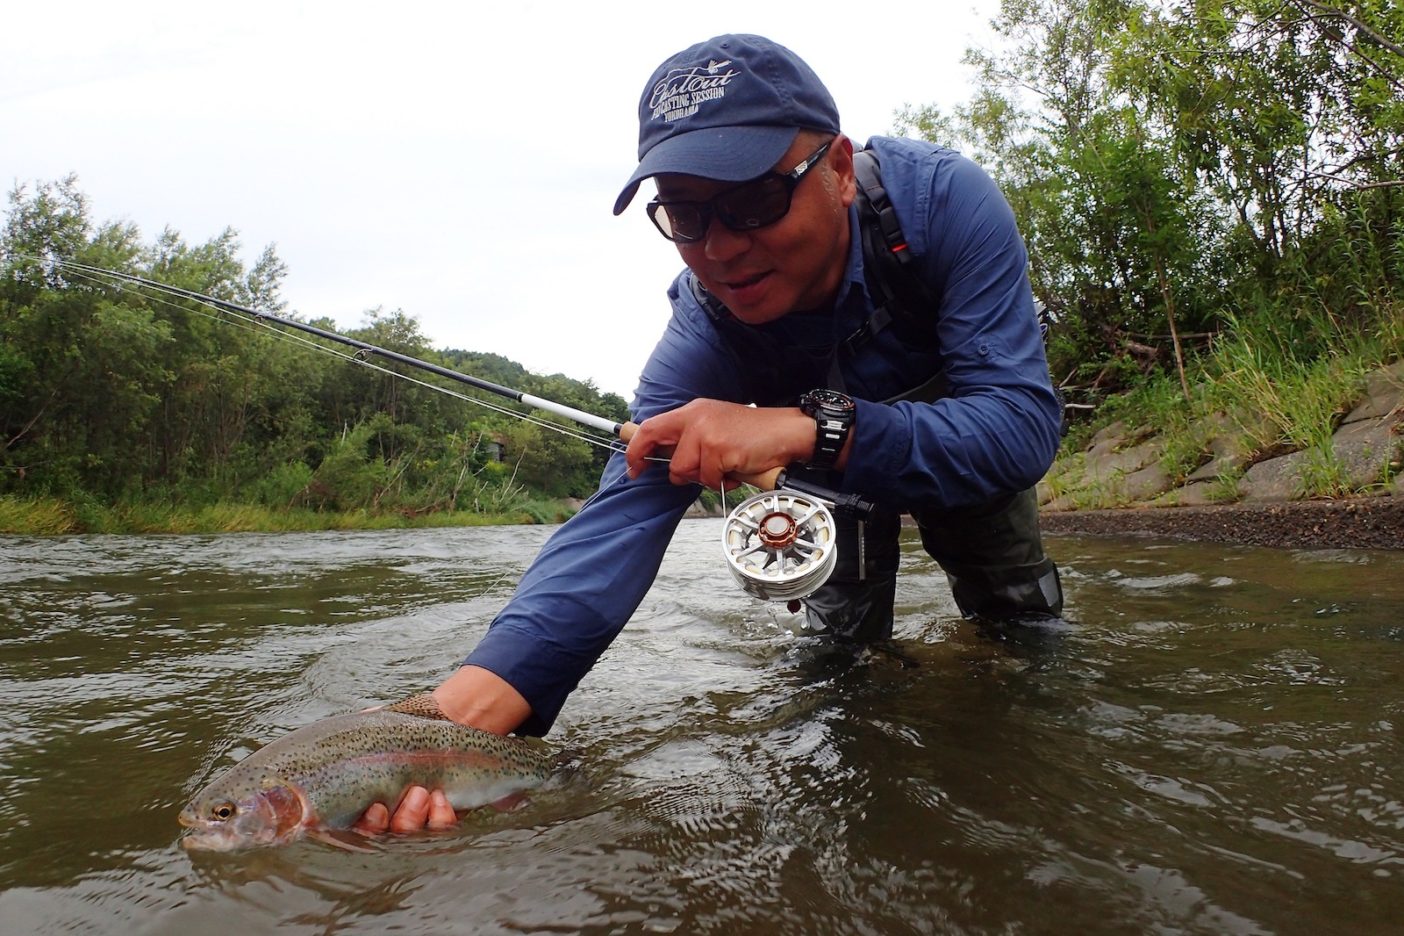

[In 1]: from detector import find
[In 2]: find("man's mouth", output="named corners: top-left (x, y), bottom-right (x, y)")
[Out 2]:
top-left (722, 271), bottom-right (769, 291)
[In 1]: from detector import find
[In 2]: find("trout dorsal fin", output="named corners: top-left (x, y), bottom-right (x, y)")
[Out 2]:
top-left (384, 692), bottom-right (452, 721)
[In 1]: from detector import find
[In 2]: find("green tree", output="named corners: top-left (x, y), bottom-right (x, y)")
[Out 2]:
top-left (2, 175), bottom-right (627, 514)
top-left (899, 0), bottom-right (1402, 402)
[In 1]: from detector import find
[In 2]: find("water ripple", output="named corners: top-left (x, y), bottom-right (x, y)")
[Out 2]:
top-left (1, 527), bottom-right (1402, 933)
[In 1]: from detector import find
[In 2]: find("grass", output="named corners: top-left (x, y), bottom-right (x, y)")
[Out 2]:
top-left (1049, 296), bottom-right (1404, 505)
top-left (0, 495), bottom-right (580, 536)
top-left (0, 496), bottom-right (75, 535)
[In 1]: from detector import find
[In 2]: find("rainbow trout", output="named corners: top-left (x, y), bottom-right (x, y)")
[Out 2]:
top-left (178, 698), bottom-right (551, 850)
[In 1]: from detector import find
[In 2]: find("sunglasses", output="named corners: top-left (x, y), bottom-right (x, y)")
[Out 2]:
top-left (646, 139), bottom-right (833, 244)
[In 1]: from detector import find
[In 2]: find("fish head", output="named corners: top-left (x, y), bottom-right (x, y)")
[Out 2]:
top-left (178, 777), bottom-right (311, 851)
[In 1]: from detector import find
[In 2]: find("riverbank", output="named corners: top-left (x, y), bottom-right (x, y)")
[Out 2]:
top-left (7, 352), bottom-right (1402, 549)
top-left (0, 496), bottom-right (581, 536)
top-left (1041, 496), bottom-right (1404, 549)
top-left (1038, 359), bottom-right (1403, 550)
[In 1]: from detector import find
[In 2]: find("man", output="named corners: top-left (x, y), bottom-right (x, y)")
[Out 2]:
top-left (358, 34), bottom-right (1063, 834)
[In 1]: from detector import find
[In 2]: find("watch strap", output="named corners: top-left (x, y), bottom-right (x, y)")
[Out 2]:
top-left (799, 390), bottom-right (855, 472)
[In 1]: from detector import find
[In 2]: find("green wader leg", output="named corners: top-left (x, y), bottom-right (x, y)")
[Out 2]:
top-left (913, 487), bottom-right (1063, 620)
top-left (800, 487), bottom-right (1063, 640)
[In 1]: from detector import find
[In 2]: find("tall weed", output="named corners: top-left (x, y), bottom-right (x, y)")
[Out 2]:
top-left (0, 496), bottom-right (76, 534)
top-left (1051, 296), bottom-right (1403, 503)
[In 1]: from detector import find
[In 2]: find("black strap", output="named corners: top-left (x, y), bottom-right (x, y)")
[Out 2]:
top-left (851, 148), bottom-right (941, 353)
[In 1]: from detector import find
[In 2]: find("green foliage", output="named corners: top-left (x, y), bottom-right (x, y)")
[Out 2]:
top-left (252, 460), bottom-right (315, 508)
top-left (1048, 296), bottom-right (1404, 505)
top-left (911, 0), bottom-right (1403, 406)
top-left (1206, 298), bottom-right (1387, 453)
top-left (500, 419), bottom-right (598, 498)
top-left (0, 178), bottom-right (626, 529)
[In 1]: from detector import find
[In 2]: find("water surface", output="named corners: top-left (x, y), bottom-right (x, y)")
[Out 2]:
top-left (1, 522), bottom-right (1400, 934)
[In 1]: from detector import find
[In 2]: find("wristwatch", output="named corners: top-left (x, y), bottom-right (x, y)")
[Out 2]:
top-left (798, 389), bottom-right (856, 472)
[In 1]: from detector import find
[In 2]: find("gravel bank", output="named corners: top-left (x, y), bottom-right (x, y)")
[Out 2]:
top-left (1040, 497), bottom-right (1404, 550)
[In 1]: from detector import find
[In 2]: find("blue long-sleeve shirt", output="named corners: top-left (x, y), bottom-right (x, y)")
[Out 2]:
top-left (465, 136), bottom-right (1061, 735)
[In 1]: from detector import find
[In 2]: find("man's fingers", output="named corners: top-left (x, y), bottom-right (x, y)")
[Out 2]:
top-left (354, 801), bottom-right (390, 835)
top-left (626, 421), bottom-right (675, 479)
top-left (389, 786), bottom-right (431, 834)
top-left (666, 429), bottom-right (712, 486)
top-left (353, 787), bottom-right (456, 838)
top-left (426, 790), bottom-right (458, 830)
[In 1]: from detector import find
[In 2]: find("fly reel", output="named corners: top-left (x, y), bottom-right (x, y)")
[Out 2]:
top-left (722, 489), bottom-right (839, 601)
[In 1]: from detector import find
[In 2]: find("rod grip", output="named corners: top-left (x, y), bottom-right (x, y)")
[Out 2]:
top-left (618, 421), bottom-right (781, 491)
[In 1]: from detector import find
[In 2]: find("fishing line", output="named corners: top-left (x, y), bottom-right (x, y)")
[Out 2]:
top-left (47, 257), bottom-right (630, 437)
top-left (50, 260), bottom-right (632, 458)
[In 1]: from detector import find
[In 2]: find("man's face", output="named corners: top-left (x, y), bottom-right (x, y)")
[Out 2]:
top-left (654, 134), bottom-right (856, 325)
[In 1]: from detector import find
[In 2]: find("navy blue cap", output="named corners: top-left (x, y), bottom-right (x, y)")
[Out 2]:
top-left (613, 34), bottom-right (840, 215)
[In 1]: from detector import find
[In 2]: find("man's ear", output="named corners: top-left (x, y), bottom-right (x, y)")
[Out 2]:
top-left (830, 133), bottom-right (857, 207)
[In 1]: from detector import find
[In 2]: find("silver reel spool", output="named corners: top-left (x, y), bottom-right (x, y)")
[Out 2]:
top-left (721, 489), bottom-right (839, 602)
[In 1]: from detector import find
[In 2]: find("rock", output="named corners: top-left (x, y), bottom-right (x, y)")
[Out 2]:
top-left (1330, 415), bottom-right (1404, 490)
top-left (1084, 420), bottom-right (1155, 461)
top-left (1179, 414), bottom-right (1400, 502)
top-left (1341, 360), bottom-right (1404, 424)
top-left (1186, 410), bottom-right (1280, 483)
top-left (1237, 450), bottom-right (1306, 501)
top-left (1119, 462), bottom-right (1176, 501)
top-left (1187, 432), bottom-right (1256, 483)
top-left (1088, 420), bottom-right (1129, 449)
top-left (1158, 480), bottom-right (1222, 506)
top-left (1043, 360), bottom-right (1404, 517)
top-left (1085, 438), bottom-right (1161, 481)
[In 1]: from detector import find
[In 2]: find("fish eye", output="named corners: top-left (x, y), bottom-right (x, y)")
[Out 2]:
top-left (211, 803), bottom-right (236, 821)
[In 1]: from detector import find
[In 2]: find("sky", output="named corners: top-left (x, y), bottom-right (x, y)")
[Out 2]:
top-left (2, 1), bottom-right (999, 399)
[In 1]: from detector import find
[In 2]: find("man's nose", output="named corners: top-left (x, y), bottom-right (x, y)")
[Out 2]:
top-left (702, 216), bottom-right (751, 263)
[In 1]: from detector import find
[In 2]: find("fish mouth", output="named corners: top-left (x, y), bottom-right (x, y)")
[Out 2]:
top-left (181, 832), bottom-right (243, 852)
top-left (179, 817), bottom-right (280, 852)
top-left (177, 808), bottom-right (242, 850)
top-left (178, 823), bottom-right (234, 851)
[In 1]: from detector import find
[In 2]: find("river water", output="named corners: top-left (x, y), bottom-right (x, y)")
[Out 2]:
top-left (0, 521), bottom-right (1400, 934)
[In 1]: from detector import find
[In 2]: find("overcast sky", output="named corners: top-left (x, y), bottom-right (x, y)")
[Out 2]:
top-left (3, 1), bottom-right (999, 398)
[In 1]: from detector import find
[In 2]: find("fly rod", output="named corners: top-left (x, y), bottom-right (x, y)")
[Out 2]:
top-left (58, 260), bottom-right (626, 438)
top-left (47, 257), bottom-right (876, 599)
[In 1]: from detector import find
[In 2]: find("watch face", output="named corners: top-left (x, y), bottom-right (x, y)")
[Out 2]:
top-left (807, 389), bottom-right (855, 412)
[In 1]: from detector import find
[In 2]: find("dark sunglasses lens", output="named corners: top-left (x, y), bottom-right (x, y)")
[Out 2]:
top-left (715, 177), bottom-right (792, 231)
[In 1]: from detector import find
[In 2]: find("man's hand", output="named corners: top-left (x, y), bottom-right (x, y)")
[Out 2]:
top-left (353, 665), bottom-right (531, 836)
top-left (354, 787), bottom-right (457, 835)
top-left (624, 398), bottom-right (816, 490)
